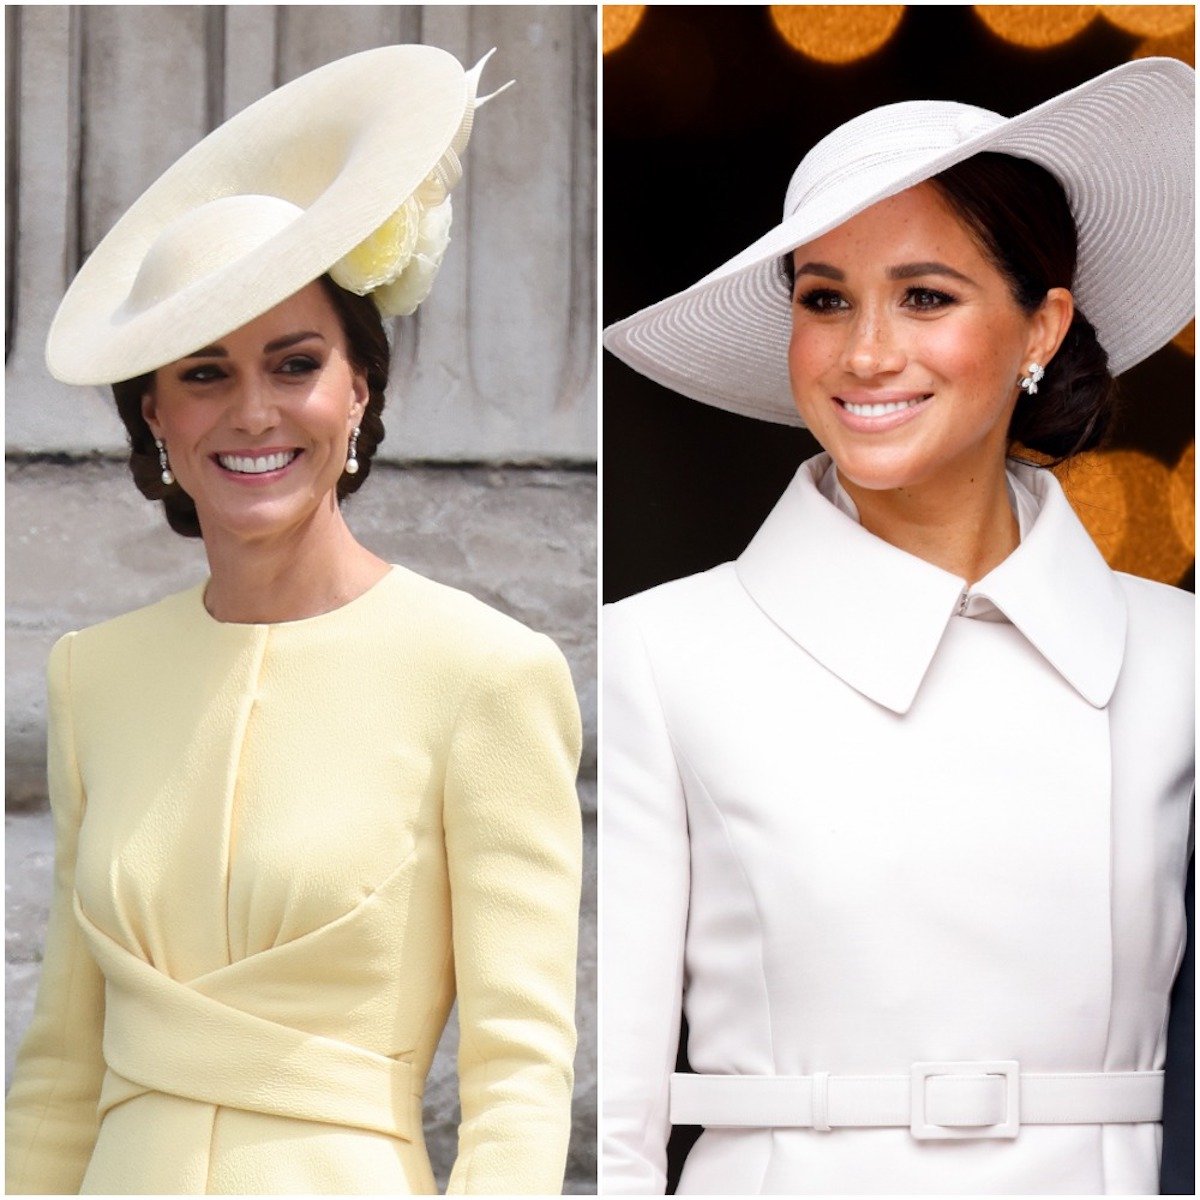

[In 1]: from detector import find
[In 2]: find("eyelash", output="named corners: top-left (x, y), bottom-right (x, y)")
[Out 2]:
top-left (179, 355), bottom-right (320, 384)
top-left (796, 286), bottom-right (959, 313)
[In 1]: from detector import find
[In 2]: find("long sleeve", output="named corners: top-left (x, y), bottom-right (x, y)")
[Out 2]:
top-left (600, 602), bottom-right (690, 1195)
top-left (442, 632), bottom-right (583, 1195)
top-left (6, 633), bottom-right (107, 1194)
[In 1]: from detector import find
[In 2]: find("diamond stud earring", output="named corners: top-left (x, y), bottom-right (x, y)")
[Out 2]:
top-left (1017, 362), bottom-right (1045, 395)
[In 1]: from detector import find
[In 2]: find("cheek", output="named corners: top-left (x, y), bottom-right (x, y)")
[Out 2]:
top-left (920, 313), bottom-right (1020, 397)
top-left (787, 323), bottom-right (840, 411)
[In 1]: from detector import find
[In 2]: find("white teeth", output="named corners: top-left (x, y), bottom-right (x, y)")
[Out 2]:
top-left (842, 397), bottom-right (928, 417)
top-left (217, 450), bottom-right (298, 474)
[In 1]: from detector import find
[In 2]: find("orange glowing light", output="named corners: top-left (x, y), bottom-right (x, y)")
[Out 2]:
top-left (1057, 449), bottom-right (1192, 583)
top-left (1133, 25), bottom-right (1195, 65)
top-left (1100, 5), bottom-right (1194, 35)
top-left (1171, 320), bottom-right (1195, 356)
top-left (1054, 451), bottom-right (1128, 564)
top-left (974, 5), bottom-right (1097, 47)
top-left (603, 5), bottom-right (646, 55)
top-left (1168, 442), bottom-right (1195, 558)
top-left (769, 5), bottom-right (905, 64)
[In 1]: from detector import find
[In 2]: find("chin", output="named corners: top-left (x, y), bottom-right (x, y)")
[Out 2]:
top-left (195, 497), bottom-right (316, 542)
top-left (823, 442), bottom-right (935, 494)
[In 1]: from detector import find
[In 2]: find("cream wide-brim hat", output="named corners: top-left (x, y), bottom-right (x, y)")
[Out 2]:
top-left (47, 44), bottom-right (502, 386)
top-left (603, 58), bottom-right (1195, 427)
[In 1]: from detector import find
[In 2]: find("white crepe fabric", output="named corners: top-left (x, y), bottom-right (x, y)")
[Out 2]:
top-left (601, 452), bottom-right (1193, 1194)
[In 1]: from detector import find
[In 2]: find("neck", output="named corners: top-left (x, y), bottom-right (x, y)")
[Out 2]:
top-left (199, 499), bottom-right (389, 624)
top-left (837, 453), bottom-right (1019, 584)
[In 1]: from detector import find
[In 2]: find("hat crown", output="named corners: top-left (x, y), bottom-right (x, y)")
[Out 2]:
top-left (119, 195), bottom-right (304, 326)
top-left (784, 100), bottom-right (1005, 220)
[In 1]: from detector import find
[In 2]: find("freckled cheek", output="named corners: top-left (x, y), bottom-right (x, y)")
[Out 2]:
top-left (787, 326), bottom-right (841, 417)
top-left (911, 318), bottom-right (1010, 396)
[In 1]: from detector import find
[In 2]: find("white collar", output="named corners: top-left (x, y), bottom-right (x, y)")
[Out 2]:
top-left (820, 465), bottom-right (1039, 623)
top-left (735, 452), bottom-right (1127, 715)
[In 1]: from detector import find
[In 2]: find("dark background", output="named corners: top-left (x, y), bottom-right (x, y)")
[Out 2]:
top-left (603, 5), bottom-right (1194, 606)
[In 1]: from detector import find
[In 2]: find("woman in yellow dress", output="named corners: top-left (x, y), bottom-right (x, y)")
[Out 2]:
top-left (5, 45), bottom-right (582, 1196)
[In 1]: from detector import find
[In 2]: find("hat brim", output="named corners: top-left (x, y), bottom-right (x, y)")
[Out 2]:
top-left (604, 58), bottom-right (1195, 427)
top-left (47, 45), bottom-right (468, 386)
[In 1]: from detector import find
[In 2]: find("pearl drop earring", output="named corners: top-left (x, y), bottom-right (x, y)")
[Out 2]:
top-left (155, 437), bottom-right (175, 486)
top-left (345, 425), bottom-right (361, 475)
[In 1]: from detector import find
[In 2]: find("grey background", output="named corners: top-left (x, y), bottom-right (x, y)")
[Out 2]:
top-left (5, 5), bottom-right (597, 1192)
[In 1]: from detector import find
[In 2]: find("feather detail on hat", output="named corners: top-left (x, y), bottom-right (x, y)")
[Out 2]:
top-left (329, 47), bottom-right (510, 318)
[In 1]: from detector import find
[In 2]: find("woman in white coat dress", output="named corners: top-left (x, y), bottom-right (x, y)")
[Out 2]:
top-left (600, 59), bottom-right (1195, 1196)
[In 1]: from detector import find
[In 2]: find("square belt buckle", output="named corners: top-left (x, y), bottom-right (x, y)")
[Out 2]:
top-left (910, 1060), bottom-right (1020, 1140)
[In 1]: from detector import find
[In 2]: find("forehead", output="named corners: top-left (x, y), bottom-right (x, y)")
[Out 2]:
top-left (183, 280), bottom-right (347, 359)
top-left (794, 182), bottom-right (984, 265)
top-left (230, 281), bottom-right (343, 343)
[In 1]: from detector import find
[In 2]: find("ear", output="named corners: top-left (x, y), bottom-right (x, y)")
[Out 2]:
top-left (141, 385), bottom-right (162, 439)
top-left (348, 369), bottom-right (370, 427)
top-left (1028, 286), bottom-right (1075, 367)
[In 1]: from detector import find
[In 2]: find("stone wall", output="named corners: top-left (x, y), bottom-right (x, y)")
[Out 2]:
top-left (6, 5), bottom-right (596, 1191)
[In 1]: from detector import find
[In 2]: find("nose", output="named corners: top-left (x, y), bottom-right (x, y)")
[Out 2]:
top-left (840, 305), bottom-right (907, 378)
top-left (227, 374), bottom-right (280, 435)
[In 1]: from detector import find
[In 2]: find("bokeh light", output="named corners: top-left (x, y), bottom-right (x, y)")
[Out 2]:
top-left (1054, 450), bottom-right (1127, 564)
top-left (1128, 24), bottom-right (1195, 64)
top-left (1168, 442), bottom-right (1195, 558)
top-left (769, 5), bottom-right (905, 64)
top-left (1133, 25), bottom-right (1195, 65)
top-left (603, 5), bottom-right (646, 55)
top-left (1099, 5), bottom-right (1194, 36)
top-left (974, 5), bottom-right (1097, 48)
top-left (1056, 449), bottom-right (1193, 583)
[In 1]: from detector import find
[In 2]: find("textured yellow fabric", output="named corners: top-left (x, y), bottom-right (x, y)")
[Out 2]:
top-left (5, 565), bottom-right (583, 1195)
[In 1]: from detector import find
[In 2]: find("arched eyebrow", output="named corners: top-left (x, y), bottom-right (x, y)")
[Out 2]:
top-left (793, 261), bottom-right (843, 281)
top-left (791, 260), bottom-right (977, 286)
top-left (182, 331), bottom-right (326, 359)
top-left (887, 261), bottom-right (977, 286)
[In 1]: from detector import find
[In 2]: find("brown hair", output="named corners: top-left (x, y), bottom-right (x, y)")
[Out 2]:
top-left (780, 152), bottom-right (1115, 465)
top-left (112, 275), bottom-right (391, 538)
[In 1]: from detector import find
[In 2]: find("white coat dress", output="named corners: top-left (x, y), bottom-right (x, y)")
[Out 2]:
top-left (601, 452), bottom-right (1193, 1195)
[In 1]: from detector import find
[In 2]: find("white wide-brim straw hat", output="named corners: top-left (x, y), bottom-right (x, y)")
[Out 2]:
top-left (47, 44), bottom-right (506, 386)
top-left (604, 58), bottom-right (1195, 427)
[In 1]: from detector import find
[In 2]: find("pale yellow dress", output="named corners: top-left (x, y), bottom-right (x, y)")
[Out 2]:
top-left (6, 564), bottom-right (583, 1194)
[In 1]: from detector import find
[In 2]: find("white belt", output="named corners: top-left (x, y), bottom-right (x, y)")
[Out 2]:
top-left (670, 1062), bottom-right (1164, 1141)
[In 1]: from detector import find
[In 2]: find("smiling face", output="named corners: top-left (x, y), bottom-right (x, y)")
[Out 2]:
top-left (787, 181), bottom-right (1070, 495)
top-left (141, 281), bottom-right (369, 546)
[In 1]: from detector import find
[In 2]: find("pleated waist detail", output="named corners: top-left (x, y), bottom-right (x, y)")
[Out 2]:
top-left (75, 895), bottom-right (417, 1142)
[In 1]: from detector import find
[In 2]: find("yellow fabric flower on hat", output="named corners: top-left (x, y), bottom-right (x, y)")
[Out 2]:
top-left (373, 198), bottom-right (453, 317)
top-left (329, 197), bottom-right (421, 295)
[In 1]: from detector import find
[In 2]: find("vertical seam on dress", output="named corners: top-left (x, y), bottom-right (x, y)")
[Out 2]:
top-left (679, 765), bottom-right (778, 1078)
top-left (1098, 702), bottom-right (1116, 1195)
top-left (222, 627), bottom-right (270, 966)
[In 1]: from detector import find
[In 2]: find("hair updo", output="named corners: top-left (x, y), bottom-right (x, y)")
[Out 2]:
top-left (111, 274), bottom-right (391, 538)
top-left (781, 151), bottom-right (1115, 465)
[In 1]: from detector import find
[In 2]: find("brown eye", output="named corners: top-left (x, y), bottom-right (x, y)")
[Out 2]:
top-left (279, 355), bottom-right (319, 375)
top-left (798, 288), bottom-right (849, 313)
top-left (181, 364), bottom-right (224, 383)
top-left (903, 287), bottom-right (957, 310)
